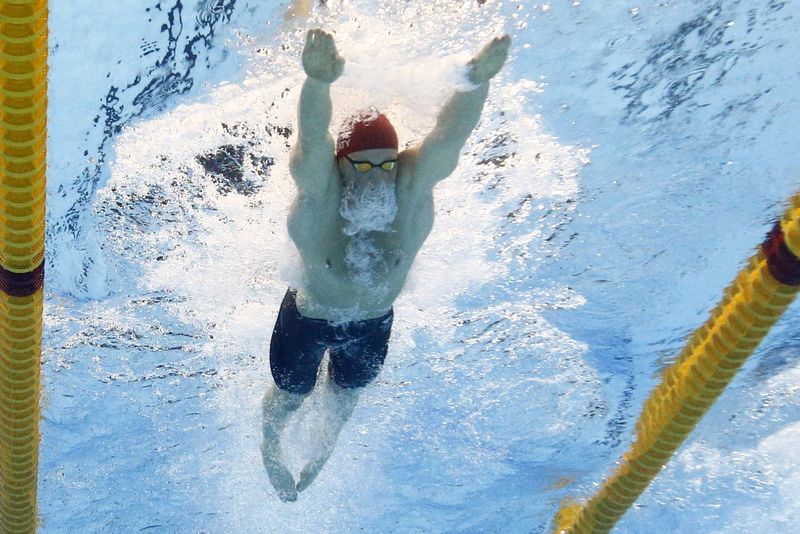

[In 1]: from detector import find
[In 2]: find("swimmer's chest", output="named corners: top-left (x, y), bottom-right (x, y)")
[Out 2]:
top-left (287, 194), bottom-right (432, 276)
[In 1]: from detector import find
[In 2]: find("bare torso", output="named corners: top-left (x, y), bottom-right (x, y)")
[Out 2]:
top-left (287, 150), bottom-right (434, 321)
top-left (286, 32), bottom-right (507, 322)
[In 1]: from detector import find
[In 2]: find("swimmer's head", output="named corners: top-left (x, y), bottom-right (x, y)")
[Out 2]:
top-left (337, 144), bottom-right (398, 231)
top-left (335, 111), bottom-right (399, 234)
top-left (335, 109), bottom-right (398, 158)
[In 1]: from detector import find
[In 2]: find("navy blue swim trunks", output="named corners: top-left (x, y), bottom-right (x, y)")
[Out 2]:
top-left (269, 288), bottom-right (393, 395)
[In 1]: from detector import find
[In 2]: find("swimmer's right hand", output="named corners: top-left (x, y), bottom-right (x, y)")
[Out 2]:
top-left (302, 29), bottom-right (345, 83)
top-left (467, 34), bottom-right (511, 85)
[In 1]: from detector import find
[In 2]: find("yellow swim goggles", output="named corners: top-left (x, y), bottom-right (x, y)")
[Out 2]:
top-left (345, 155), bottom-right (398, 173)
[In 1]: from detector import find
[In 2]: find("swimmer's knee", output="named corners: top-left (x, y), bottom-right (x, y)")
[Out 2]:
top-left (330, 365), bottom-right (382, 390)
top-left (272, 372), bottom-right (318, 397)
top-left (327, 377), bottom-right (362, 394)
top-left (332, 377), bottom-right (369, 391)
top-left (266, 382), bottom-right (310, 410)
top-left (329, 370), bottom-right (375, 393)
top-left (327, 356), bottom-right (383, 390)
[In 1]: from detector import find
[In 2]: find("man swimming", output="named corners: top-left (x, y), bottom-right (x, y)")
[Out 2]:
top-left (262, 28), bottom-right (510, 502)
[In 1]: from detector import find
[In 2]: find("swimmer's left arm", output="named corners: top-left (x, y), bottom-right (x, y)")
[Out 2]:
top-left (405, 35), bottom-right (511, 187)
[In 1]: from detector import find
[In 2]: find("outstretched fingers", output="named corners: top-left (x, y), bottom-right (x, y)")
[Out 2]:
top-left (302, 28), bottom-right (345, 83)
top-left (304, 28), bottom-right (330, 50)
top-left (467, 34), bottom-right (511, 85)
top-left (485, 34), bottom-right (511, 67)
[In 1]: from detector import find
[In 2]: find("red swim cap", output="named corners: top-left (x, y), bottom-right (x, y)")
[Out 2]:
top-left (335, 110), bottom-right (398, 158)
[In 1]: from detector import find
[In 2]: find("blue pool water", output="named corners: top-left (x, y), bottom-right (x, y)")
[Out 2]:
top-left (40, 1), bottom-right (800, 532)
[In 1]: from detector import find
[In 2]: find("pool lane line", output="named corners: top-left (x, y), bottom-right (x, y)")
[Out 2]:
top-left (553, 192), bottom-right (800, 534)
top-left (0, 1), bottom-right (47, 532)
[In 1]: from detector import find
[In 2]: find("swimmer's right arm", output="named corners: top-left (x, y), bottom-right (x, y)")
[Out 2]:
top-left (403, 36), bottom-right (511, 189)
top-left (290, 29), bottom-right (344, 195)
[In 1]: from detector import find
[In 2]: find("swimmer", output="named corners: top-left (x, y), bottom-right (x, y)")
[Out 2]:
top-left (262, 28), bottom-right (510, 502)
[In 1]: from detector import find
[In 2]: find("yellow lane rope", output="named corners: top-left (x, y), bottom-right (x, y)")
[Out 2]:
top-left (553, 192), bottom-right (800, 534)
top-left (0, 0), bottom-right (47, 531)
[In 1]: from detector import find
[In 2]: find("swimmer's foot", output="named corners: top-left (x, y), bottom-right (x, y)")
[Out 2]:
top-left (261, 440), bottom-right (298, 503)
top-left (296, 456), bottom-right (328, 493)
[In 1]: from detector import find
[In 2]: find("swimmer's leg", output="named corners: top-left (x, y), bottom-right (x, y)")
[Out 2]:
top-left (296, 381), bottom-right (361, 493)
top-left (263, 288), bottom-right (327, 500)
top-left (296, 314), bottom-right (392, 492)
top-left (261, 385), bottom-right (307, 502)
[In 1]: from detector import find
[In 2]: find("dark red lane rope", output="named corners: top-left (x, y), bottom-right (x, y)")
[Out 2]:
top-left (0, 262), bottom-right (44, 297)
top-left (762, 221), bottom-right (800, 286)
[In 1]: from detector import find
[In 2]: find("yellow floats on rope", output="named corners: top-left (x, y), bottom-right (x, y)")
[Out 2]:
top-left (0, 0), bottom-right (48, 532)
top-left (553, 192), bottom-right (800, 534)
top-left (2, 0), bottom-right (799, 529)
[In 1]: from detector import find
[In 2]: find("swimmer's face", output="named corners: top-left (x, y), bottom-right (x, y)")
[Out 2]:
top-left (337, 148), bottom-right (398, 188)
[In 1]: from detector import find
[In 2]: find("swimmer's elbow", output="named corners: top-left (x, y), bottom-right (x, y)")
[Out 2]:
top-left (420, 146), bottom-right (462, 184)
top-left (291, 136), bottom-right (333, 174)
top-left (432, 153), bottom-right (461, 182)
top-left (411, 136), bottom-right (464, 185)
top-left (289, 146), bottom-right (304, 181)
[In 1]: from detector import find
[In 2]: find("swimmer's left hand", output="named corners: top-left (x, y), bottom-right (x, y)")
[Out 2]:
top-left (467, 35), bottom-right (511, 85)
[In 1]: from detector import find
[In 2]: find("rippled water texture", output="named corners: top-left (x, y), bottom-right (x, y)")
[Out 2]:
top-left (41, 1), bottom-right (800, 532)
